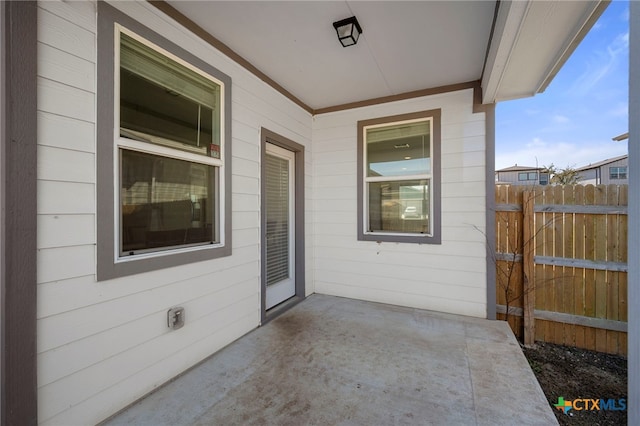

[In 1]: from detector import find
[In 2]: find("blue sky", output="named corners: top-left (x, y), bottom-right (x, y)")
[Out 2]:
top-left (495, 0), bottom-right (629, 171)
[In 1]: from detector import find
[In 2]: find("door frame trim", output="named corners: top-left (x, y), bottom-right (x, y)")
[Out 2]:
top-left (260, 128), bottom-right (305, 324)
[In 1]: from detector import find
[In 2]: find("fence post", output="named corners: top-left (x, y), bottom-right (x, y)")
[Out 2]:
top-left (523, 190), bottom-right (535, 345)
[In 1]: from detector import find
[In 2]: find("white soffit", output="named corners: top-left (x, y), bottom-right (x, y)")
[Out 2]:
top-left (165, 1), bottom-right (496, 111)
top-left (482, 0), bottom-right (609, 104)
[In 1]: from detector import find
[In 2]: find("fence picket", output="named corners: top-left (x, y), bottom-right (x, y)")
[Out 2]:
top-left (582, 185), bottom-right (597, 350)
top-left (523, 190), bottom-right (535, 345)
top-left (563, 185), bottom-right (576, 347)
top-left (607, 186), bottom-right (620, 353)
top-left (594, 185), bottom-right (608, 353)
top-left (574, 185), bottom-right (586, 350)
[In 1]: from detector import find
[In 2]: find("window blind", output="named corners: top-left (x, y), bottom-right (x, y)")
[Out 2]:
top-left (265, 154), bottom-right (290, 286)
top-left (120, 33), bottom-right (219, 109)
top-left (367, 121), bottom-right (429, 144)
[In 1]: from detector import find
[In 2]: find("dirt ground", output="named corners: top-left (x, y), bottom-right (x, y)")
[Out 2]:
top-left (522, 342), bottom-right (627, 425)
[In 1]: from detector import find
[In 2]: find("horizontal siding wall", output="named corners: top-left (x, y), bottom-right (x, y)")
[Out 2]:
top-left (35, 1), bottom-right (312, 424)
top-left (312, 90), bottom-right (487, 318)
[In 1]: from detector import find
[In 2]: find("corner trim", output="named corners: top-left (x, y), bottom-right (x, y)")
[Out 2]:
top-left (482, 103), bottom-right (497, 319)
top-left (260, 128), bottom-right (306, 324)
top-left (1, 1), bottom-right (38, 424)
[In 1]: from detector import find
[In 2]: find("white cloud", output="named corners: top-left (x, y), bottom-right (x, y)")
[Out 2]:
top-left (617, 31), bottom-right (630, 48)
top-left (526, 137), bottom-right (546, 149)
top-left (552, 115), bottom-right (570, 124)
top-left (496, 137), bottom-right (628, 171)
top-left (571, 31), bottom-right (629, 95)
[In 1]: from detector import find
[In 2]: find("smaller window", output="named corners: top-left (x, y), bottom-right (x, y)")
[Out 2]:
top-left (518, 172), bottom-right (537, 181)
top-left (365, 121), bottom-right (431, 235)
top-left (539, 173), bottom-right (549, 185)
top-left (609, 166), bottom-right (627, 180)
top-left (358, 110), bottom-right (441, 244)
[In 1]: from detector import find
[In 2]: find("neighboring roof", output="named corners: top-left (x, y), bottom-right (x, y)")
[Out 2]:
top-left (158, 1), bottom-right (608, 112)
top-left (496, 165), bottom-right (544, 172)
top-left (576, 154), bottom-right (629, 172)
top-left (613, 132), bottom-right (629, 141)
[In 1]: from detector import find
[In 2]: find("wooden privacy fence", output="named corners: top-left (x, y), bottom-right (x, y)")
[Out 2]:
top-left (495, 184), bottom-right (627, 356)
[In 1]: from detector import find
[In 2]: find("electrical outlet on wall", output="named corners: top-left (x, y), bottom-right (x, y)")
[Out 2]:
top-left (167, 307), bottom-right (185, 330)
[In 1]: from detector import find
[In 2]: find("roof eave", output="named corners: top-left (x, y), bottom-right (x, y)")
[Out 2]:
top-left (481, 0), bottom-right (610, 105)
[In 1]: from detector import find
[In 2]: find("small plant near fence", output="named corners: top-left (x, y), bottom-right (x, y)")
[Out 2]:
top-left (477, 189), bottom-right (564, 342)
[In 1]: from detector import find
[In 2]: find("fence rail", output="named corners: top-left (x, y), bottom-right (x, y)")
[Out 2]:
top-left (495, 184), bottom-right (627, 356)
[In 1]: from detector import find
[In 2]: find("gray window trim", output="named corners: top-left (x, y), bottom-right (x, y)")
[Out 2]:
top-left (260, 128), bottom-right (306, 324)
top-left (97, 3), bottom-right (232, 281)
top-left (357, 109), bottom-right (441, 244)
top-left (1, 1), bottom-right (38, 423)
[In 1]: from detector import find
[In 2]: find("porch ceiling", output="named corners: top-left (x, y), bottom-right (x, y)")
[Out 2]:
top-left (163, 1), bottom-right (607, 112)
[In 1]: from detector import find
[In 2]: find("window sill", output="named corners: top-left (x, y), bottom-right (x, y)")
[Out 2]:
top-left (358, 232), bottom-right (441, 245)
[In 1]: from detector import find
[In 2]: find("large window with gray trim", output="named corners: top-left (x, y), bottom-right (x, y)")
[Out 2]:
top-left (97, 3), bottom-right (232, 280)
top-left (117, 30), bottom-right (223, 256)
top-left (357, 110), bottom-right (441, 244)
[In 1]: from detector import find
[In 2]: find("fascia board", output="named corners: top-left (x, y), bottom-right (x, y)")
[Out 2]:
top-left (481, 0), bottom-right (531, 104)
top-left (483, 0), bottom-right (609, 104)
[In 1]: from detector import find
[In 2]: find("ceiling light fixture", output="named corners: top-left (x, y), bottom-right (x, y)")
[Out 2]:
top-left (333, 16), bottom-right (362, 47)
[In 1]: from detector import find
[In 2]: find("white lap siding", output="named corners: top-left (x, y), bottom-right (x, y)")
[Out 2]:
top-left (35, 1), bottom-right (312, 424)
top-left (35, 1), bottom-right (488, 423)
top-left (312, 90), bottom-right (487, 318)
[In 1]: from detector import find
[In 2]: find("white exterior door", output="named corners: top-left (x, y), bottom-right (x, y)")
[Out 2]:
top-left (264, 143), bottom-right (296, 309)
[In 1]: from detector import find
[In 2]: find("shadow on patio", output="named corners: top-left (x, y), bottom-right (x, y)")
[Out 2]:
top-left (104, 295), bottom-right (557, 425)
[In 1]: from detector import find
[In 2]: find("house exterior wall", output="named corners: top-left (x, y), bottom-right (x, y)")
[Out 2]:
top-left (578, 158), bottom-right (629, 185)
top-left (577, 168), bottom-right (599, 185)
top-left (497, 170), bottom-right (532, 184)
top-left (35, 1), bottom-right (312, 424)
top-left (312, 89), bottom-right (488, 318)
top-left (600, 157), bottom-right (629, 185)
top-left (495, 169), bottom-right (547, 185)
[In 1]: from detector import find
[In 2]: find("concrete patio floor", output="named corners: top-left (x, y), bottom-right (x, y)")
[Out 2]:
top-left (104, 294), bottom-right (557, 425)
